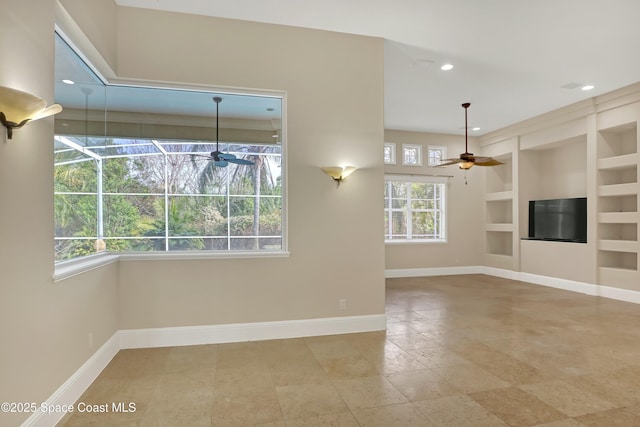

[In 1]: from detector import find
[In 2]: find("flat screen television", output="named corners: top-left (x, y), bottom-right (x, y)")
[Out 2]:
top-left (528, 197), bottom-right (587, 243)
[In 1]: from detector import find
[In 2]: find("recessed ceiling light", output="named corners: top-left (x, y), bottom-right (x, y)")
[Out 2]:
top-left (62, 79), bottom-right (75, 85)
top-left (440, 63), bottom-right (454, 71)
top-left (581, 85), bottom-right (594, 91)
top-left (472, 127), bottom-right (481, 131)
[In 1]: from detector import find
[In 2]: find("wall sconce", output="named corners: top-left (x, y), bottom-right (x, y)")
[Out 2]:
top-left (321, 166), bottom-right (357, 188)
top-left (0, 86), bottom-right (62, 139)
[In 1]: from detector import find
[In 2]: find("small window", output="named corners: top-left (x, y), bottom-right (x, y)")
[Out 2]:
top-left (384, 175), bottom-right (446, 242)
top-left (402, 144), bottom-right (422, 166)
top-left (427, 146), bottom-right (447, 167)
top-left (384, 142), bottom-right (396, 165)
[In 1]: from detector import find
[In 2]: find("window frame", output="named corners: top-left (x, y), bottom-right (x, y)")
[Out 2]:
top-left (384, 174), bottom-right (447, 243)
top-left (427, 145), bottom-right (447, 167)
top-left (401, 144), bottom-right (423, 166)
top-left (383, 142), bottom-right (396, 165)
top-left (53, 31), bottom-right (289, 275)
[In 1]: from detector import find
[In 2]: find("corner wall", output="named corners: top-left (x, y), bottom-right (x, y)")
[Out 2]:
top-left (0, 1), bottom-right (120, 425)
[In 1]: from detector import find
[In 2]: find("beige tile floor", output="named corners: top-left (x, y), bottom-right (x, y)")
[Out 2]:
top-left (58, 275), bottom-right (640, 426)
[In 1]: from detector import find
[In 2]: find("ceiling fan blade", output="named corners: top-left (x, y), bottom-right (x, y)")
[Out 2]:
top-left (227, 158), bottom-right (255, 165)
top-left (218, 152), bottom-right (237, 160)
top-left (435, 158), bottom-right (463, 167)
top-left (473, 157), bottom-right (504, 166)
top-left (214, 160), bottom-right (229, 167)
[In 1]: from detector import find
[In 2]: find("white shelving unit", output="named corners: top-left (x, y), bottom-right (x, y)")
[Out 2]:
top-left (596, 121), bottom-right (640, 288)
top-left (484, 152), bottom-right (516, 266)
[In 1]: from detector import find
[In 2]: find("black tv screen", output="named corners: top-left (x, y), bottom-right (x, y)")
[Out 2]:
top-left (528, 197), bottom-right (587, 243)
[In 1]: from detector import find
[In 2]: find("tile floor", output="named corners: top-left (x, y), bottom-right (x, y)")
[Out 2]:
top-left (58, 275), bottom-right (640, 426)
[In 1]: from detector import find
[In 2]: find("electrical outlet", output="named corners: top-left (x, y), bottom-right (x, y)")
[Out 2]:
top-left (339, 299), bottom-right (347, 310)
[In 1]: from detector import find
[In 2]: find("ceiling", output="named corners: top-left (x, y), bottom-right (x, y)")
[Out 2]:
top-left (114, 0), bottom-right (640, 136)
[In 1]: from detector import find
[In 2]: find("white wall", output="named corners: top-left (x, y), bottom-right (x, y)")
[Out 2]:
top-left (0, 1), bottom-right (120, 425)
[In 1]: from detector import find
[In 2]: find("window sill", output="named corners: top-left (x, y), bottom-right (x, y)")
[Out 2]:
top-left (53, 253), bottom-right (120, 283)
top-left (118, 250), bottom-right (291, 261)
top-left (53, 250), bottom-right (290, 282)
top-left (385, 239), bottom-right (447, 245)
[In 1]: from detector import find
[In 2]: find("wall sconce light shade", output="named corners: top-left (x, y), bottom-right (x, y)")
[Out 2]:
top-left (0, 86), bottom-right (63, 139)
top-left (321, 166), bottom-right (357, 187)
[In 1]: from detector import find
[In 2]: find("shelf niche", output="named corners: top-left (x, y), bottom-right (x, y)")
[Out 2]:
top-left (596, 119), bottom-right (639, 286)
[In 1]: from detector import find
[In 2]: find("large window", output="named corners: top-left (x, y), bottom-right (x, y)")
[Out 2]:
top-left (54, 34), bottom-right (285, 262)
top-left (384, 176), bottom-right (446, 242)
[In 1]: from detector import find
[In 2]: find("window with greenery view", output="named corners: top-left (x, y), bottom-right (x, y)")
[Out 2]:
top-left (54, 34), bottom-right (284, 262)
top-left (384, 177), bottom-right (446, 242)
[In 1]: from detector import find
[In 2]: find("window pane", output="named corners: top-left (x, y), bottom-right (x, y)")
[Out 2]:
top-left (55, 194), bottom-right (98, 237)
top-left (391, 211), bottom-right (407, 236)
top-left (384, 180), bottom-right (445, 242)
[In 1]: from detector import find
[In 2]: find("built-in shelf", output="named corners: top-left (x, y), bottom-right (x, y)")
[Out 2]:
top-left (598, 182), bottom-right (639, 197)
top-left (598, 239), bottom-right (639, 253)
top-left (485, 158), bottom-right (513, 193)
top-left (596, 119), bottom-right (639, 286)
top-left (483, 153), bottom-right (515, 264)
top-left (599, 194), bottom-right (637, 213)
top-left (486, 198), bottom-right (512, 225)
top-left (485, 223), bottom-right (513, 232)
top-left (598, 153), bottom-right (639, 170)
top-left (598, 212), bottom-right (640, 223)
top-left (486, 231), bottom-right (513, 256)
top-left (599, 250), bottom-right (638, 270)
top-left (485, 190), bottom-right (514, 201)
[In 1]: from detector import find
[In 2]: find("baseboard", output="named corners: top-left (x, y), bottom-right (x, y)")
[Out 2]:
top-left (385, 266), bottom-right (482, 278)
top-left (119, 314), bottom-right (387, 349)
top-left (386, 266), bottom-right (640, 304)
top-left (21, 333), bottom-right (120, 427)
top-left (598, 285), bottom-right (640, 304)
top-left (518, 272), bottom-right (599, 296)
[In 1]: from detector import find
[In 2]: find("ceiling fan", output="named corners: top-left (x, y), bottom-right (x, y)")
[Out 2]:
top-left (192, 96), bottom-right (255, 167)
top-left (437, 102), bottom-right (503, 169)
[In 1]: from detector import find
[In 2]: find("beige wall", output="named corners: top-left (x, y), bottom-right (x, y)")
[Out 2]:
top-left (63, 7), bottom-right (384, 327)
top-left (0, 1), bottom-right (120, 425)
top-left (384, 130), bottom-right (485, 270)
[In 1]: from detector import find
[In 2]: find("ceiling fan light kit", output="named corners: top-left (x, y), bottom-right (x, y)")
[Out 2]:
top-left (436, 102), bottom-right (503, 170)
top-left (0, 86), bottom-right (62, 139)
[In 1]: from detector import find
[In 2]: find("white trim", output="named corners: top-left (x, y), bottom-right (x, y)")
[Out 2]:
top-left (518, 272), bottom-right (599, 296)
top-left (119, 250), bottom-right (290, 262)
top-left (598, 285), bottom-right (640, 304)
top-left (53, 254), bottom-right (119, 282)
top-left (427, 145), bottom-right (447, 167)
top-left (385, 266), bottom-right (482, 278)
top-left (401, 144), bottom-right (423, 166)
top-left (21, 334), bottom-right (120, 427)
top-left (119, 314), bottom-right (386, 349)
top-left (384, 142), bottom-right (396, 165)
